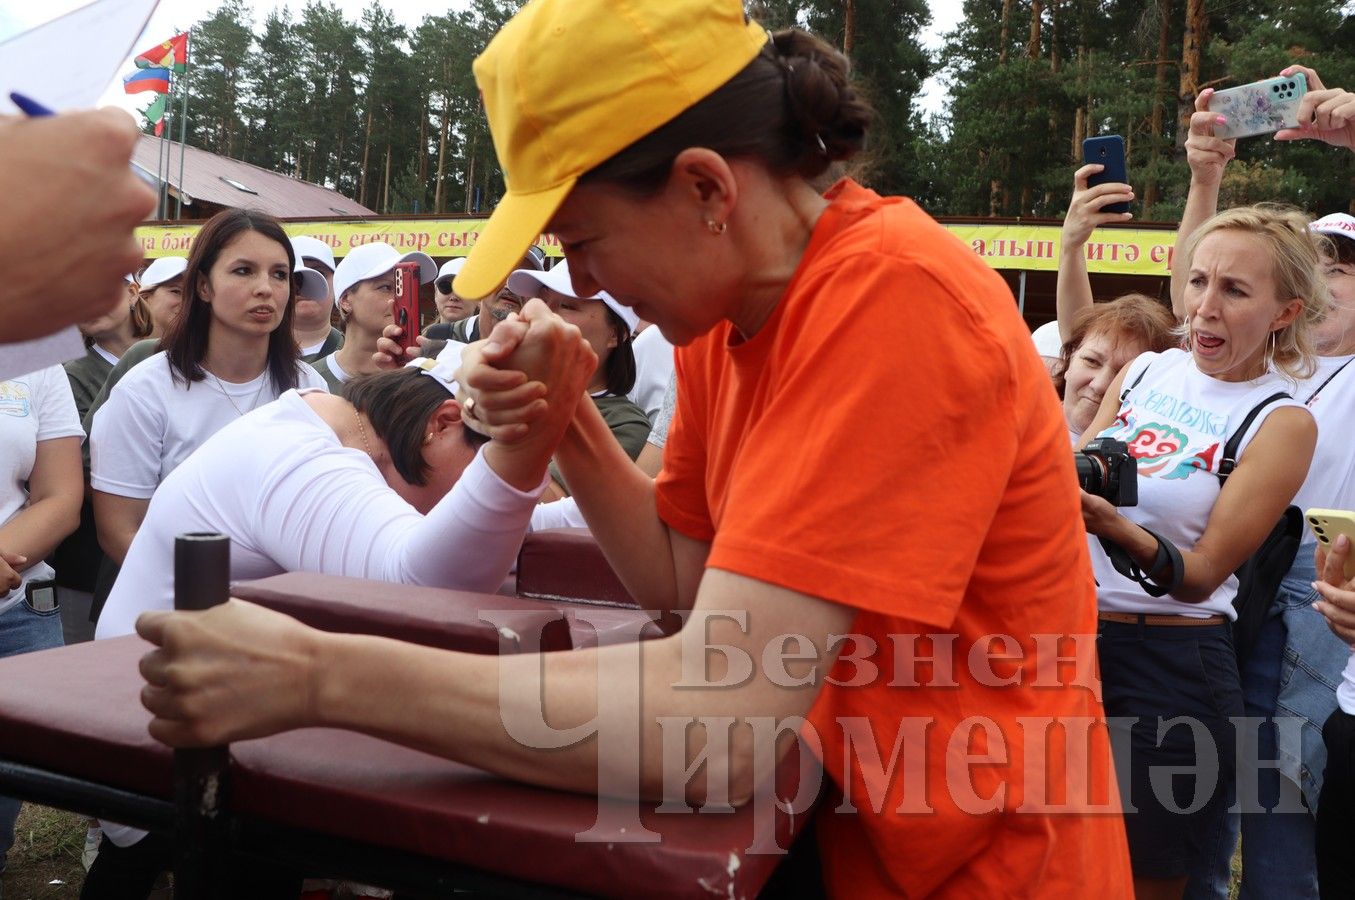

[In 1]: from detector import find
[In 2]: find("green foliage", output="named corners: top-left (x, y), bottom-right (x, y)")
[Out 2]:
top-left (163, 0), bottom-right (1355, 220)
top-left (935, 0), bottom-right (1355, 219)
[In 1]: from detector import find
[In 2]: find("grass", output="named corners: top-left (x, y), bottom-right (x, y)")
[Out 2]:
top-left (2, 804), bottom-right (86, 898)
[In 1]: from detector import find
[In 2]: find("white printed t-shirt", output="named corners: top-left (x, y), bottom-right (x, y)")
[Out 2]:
top-left (0, 367), bottom-right (84, 616)
top-left (1088, 348), bottom-right (1308, 619)
top-left (96, 389), bottom-right (547, 639)
top-left (89, 352), bottom-right (328, 498)
top-left (627, 325), bottom-right (674, 423)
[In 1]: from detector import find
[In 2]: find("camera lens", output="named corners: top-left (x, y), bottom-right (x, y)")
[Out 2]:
top-left (1272, 85), bottom-right (1280, 92)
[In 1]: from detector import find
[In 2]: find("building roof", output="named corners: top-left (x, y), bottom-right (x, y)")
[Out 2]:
top-left (133, 136), bottom-right (374, 219)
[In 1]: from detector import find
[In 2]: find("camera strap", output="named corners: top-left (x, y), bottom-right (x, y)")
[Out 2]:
top-left (1099, 528), bottom-right (1184, 597)
top-left (1215, 391), bottom-right (1291, 485)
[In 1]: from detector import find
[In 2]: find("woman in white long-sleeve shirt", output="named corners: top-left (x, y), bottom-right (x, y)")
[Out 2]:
top-left (96, 343), bottom-right (571, 638)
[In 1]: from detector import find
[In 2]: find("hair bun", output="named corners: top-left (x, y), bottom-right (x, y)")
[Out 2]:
top-left (770, 29), bottom-right (872, 170)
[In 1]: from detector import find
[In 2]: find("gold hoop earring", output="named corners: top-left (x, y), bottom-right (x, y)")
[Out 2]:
top-left (706, 219), bottom-right (727, 236)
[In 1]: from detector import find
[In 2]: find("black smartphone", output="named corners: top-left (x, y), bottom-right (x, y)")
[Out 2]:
top-left (1082, 135), bottom-right (1130, 215)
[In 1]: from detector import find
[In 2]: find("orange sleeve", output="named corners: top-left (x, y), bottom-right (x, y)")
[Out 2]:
top-left (705, 254), bottom-right (1021, 628)
top-left (654, 347), bottom-right (716, 542)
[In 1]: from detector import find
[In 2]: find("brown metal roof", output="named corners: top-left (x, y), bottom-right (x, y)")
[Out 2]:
top-left (133, 136), bottom-right (374, 220)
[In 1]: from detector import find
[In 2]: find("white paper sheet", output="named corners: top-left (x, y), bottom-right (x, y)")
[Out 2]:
top-left (0, 0), bottom-right (160, 366)
top-left (0, 0), bottom-right (161, 112)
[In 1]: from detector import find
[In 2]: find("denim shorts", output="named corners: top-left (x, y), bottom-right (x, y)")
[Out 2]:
top-left (0, 592), bottom-right (65, 659)
top-left (1098, 618), bottom-right (1244, 878)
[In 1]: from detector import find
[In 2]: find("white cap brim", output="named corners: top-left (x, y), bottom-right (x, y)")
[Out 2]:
top-left (333, 245), bottom-right (438, 309)
top-left (507, 260), bottom-right (639, 333)
top-left (294, 266), bottom-right (329, 301)
top-left (291, 235), bottom-right (337, 273)
top-left (139, 256), bottom-right (188, 291)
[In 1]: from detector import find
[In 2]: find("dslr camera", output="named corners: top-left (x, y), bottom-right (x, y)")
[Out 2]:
top-left (1076, 438), bottom-right (1137, 506)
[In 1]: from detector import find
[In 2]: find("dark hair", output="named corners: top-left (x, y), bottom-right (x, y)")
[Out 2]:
top-left (601, 307), bottom-right (637, 396)
top-left (164, 208), bottom-right (301, 392)
top-left (343, 369), bottom-right (489, 486)
top-left (581, 28), bottom-right (873, 194)
top-left (130, 295), bottom-right (155, 340)
top-left (1326, 233), bottom-right (1355, 267)
top-left (1051, 294), bottom-right (1178, 398)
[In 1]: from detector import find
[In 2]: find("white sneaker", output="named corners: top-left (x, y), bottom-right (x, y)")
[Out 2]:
top-left (82, 823), bottom-right (101, 871)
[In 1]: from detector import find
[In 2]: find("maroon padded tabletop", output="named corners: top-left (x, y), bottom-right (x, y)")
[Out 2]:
top-left (517, 529), bottom-right (637, 607)
top-left (232, 572), bottom-right (667, 652)
top-left (0, 637), bottom-right (813, 899)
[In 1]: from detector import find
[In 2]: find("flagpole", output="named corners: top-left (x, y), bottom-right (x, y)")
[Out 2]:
top-left (175, 33), bottom-right (189, 220)
top-left (158, 106), bottom-right (169, 220)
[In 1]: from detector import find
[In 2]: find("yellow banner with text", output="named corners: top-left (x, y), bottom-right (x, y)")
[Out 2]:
top-left (135, 220), bottom-right (1177, 276)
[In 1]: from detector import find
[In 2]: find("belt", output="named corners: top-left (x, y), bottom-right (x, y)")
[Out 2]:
top-left (1098, 611), bottom-right (1228, 627)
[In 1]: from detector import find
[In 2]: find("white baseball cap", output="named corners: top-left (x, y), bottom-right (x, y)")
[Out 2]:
top-left (290, 235), bottom-right (337, 273)
top-left (332, 242), bottom-right (437, 310)
top-left (1031, 321), bottom-right (1063, 358)
top-left (138, 256), bottom-right (188, 291)
top-left (1312, 213), bottom-right (1355, 244)
top-left (507, 259), bottom-right (639, 333)
top-left (293, 266), bottom-right (329, 301)
top-left (437, 258), bottom-right (467, 283)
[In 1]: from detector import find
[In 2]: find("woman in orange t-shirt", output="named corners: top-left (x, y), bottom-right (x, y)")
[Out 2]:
top-left (134, 2), bottom-right (1133, 896)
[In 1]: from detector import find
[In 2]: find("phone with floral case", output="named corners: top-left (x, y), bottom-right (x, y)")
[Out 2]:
top-left (1208, 73), bottom-right (1308, 140)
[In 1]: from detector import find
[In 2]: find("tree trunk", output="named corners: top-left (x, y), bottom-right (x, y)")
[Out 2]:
top-left (999, 0), bottom-right (1014, 64)
top-left (1144, 0), bottom-right (1173, 212)
top-left (464, 134), bottom-right (477, 214)
top-left (417, 98), bottom-right (428, 188)
top-left (1178, 0), bottom-right (1205, 151)
top-left (843, 0), bottom-right (855, 56)
top-left (358, 106), bottom-right (373, 208)
top-left (1027, 0), bottom-right (1042, 59)
top-left (434, 96), bottom-right (449, 214)
top-left (382, 142), bottom-right (392, 214)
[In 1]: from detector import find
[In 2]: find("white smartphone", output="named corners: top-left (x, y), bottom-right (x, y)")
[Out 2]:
top-left (1306, 507), bottom-right (1355, 581)
top-left (1208, 73), bottom-right (1308, 140)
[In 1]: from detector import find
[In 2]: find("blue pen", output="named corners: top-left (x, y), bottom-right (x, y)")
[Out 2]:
top-left (10, 91), bottom-right (161, 188)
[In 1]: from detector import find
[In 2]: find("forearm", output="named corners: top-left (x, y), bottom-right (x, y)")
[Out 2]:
top-left (1055, 243), bottom-right (1094, 344)
top-left (554, 400), bottom-right (686, 611)
top-left (0, 499), bottom-right (80, 572)
top-left (1170, 177), bottom-right (1221, 320)
top-left (313, 630), bottom-right (735, 803)
top-left (1100, 514), bottom-right (1234, 605)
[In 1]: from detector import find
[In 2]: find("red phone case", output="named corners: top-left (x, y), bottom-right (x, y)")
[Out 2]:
top-left (392, 261), bottom-right (421, 353)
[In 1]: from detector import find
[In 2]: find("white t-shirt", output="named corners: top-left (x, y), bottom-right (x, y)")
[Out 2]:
top-left (0, 366), bottom-right (83, 616)
top-left (89, 352), bottom-right (328, 499)
top-left (627, 326), bottom-right (674, 423)
top-left (1087, 348), bottom-right (1308, 618)
top-left (319, 352), bottom-right (351, 385)
top-left (96, 390), bottom-right (547, 639)
top-left (1284, 354), bottom-right (1355, 714)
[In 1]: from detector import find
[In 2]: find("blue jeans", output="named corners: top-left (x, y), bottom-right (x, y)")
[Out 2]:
top-left (1185, 548), bottom-right (1336, 900)
top-left (0, 596), bottom-right (65, 873)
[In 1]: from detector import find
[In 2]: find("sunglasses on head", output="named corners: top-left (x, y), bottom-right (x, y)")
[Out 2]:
top-left (435, 275), bottom-right (456, 295)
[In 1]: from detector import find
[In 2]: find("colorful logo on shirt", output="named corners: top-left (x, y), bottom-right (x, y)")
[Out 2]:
top-left (1123, 422), bottom-right (1187, 476)
top-left (0, 381), bottom-right (31, 418)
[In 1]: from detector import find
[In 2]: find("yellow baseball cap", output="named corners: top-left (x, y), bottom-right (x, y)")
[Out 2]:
top-left (454, 0), bottom-right (768, 301)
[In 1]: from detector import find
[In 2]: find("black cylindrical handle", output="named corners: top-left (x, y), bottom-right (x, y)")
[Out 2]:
top-left (174, 533), bottom-right (230, 612)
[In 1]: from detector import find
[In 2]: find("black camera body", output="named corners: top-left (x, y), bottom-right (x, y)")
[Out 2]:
top-left (1076, 438), bottom-right (1138, 507)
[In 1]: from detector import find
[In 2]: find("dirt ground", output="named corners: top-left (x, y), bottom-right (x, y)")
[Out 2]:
top-left (2, 804), bottom-right (86, 898)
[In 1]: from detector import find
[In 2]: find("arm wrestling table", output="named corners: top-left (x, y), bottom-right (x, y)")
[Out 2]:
top-left (0, 531), bottom-right (821, 898)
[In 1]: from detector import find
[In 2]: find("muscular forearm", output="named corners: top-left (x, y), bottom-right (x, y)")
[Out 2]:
top-left (0, 499), bottom-right (80, 572)
top-left (554, 400), bottom-right (687, 611)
